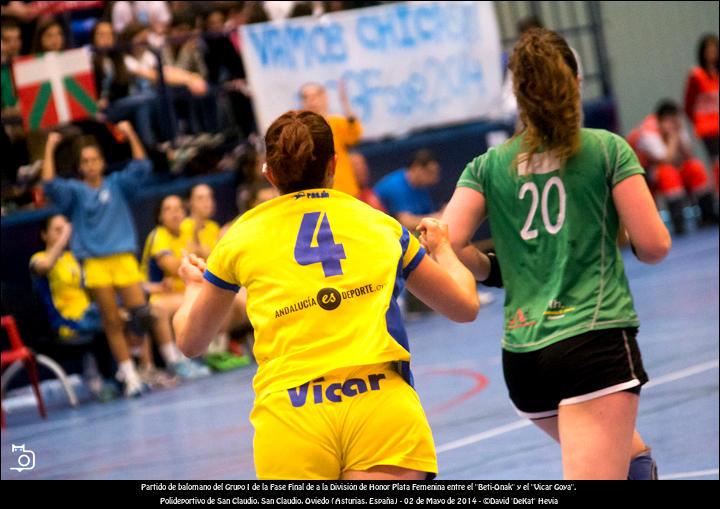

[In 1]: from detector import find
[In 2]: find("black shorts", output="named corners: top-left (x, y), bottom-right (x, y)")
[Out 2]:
top-left (502, 327), bottom-right (648, 419)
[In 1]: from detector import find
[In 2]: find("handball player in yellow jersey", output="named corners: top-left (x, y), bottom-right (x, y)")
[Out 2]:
top-left (173, 110), bottom-right (480, 480)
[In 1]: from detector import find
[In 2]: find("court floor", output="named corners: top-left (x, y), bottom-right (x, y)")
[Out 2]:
top-left (2, 229), bottom-right (718, 480)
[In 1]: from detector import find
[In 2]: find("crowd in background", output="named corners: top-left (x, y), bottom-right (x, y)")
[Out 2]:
top-left (0, 1), bottom-right (383, 214)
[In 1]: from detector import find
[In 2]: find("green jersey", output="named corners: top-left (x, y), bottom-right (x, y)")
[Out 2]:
top-left (458, 129), bottom-right (643, 353)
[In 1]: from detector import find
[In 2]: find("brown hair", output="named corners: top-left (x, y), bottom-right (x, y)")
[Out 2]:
top-left (75, 136), bottom-right (103, 163)
top-left (265, 110), bottom-right (335, 194)
top-left (509, 28), bottom-right (580, 170)
top-left (32, 16), bottom-right (65, 53)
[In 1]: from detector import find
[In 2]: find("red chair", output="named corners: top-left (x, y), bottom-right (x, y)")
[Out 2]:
top-left (1, 315), bottom-right (47, 428)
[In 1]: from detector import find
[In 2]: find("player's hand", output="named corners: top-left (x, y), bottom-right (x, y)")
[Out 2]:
top-left (178, 253), bottom-right (206, 286)
top-left (417, 218), bottom-right (450, 254)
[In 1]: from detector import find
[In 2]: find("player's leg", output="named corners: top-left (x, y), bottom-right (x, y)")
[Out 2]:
top-left (680, 158), bottom-right (718, 225)
top-left (655, 163), bottom-right (687, 234)
top-left (558, 391), bottom-right (638, 479)
top-left (116, 282), bottom-right (156, 340)
top-left (90, 286), bottom-right (132, 364)
top-left (148, 292), bottom-right (211, 379)
top-left (532, 416), bottom-right (657, 479)
top-left (89, 285), bottom-right (143, 397)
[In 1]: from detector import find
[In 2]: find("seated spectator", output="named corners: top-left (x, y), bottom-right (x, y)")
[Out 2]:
top-left (300, 81), bottom-right (362, 196)
top-left (141, 194), bottom-right (211, 379)
top-left (181, 183), bottom-right (220, 259)
top-left (628, 100), bottom-right (718, 233)
top-left (29, 214), bottom-right (112, 398)
top-left (32, 15), bottom-right (66, 53)
top-left (119, 22), bottom-right (210, 139)
top-left (1, 17), bottom-right (22, 64)
top-left (30, 215), bottom-right (100, 340)
top-left (163, 14), bottom-right (207, 78)
top-left (180, 183), bottom-right (253, 367)
top-left (120, 21), bottom-right (208, 97)
top-left (163, 14), bottom-right (217, 135)
top-left (373, 149), bottom-right (442, 230)
top-left (91, 20), bottom-right (158, 148)
top-left (685, 34), bottom-right (719, 192)
top-left (349, 151), bottom-right (385, 212)
top-left (203, 8), bottom-right (256, 137)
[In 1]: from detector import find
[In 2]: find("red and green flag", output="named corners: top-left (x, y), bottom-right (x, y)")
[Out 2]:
top-left (12, 47), bottom-right (97, 130)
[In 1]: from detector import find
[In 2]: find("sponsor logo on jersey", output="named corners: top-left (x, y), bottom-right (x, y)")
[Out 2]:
top-left (294, 191), bottom-right (330, 200)
top-left (287, 373), bottom-right (387, 407)
top-left (317, 288), bottom-right (341, 310)
top-left (274, 283), bottom-right (384, 318)
top-left (543, 299), bottom-right (576, 320)
top-left (507, 308), bottom-right (537, 330)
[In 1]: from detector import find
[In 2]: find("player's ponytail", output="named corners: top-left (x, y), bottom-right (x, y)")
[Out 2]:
top-left (509, 28), bottom-right (581, 171)
top-left (265, 110), bottom-right (335, 193)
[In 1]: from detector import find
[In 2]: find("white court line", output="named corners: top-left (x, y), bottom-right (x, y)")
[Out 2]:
top-left (436, 359), bottom-right (719, 454)
top-left (436, 420), bottom-right (532, 453)
top-left (660, 469), bottom-right (719, 480)
top-left (644, 360), bottom-right (719, 388)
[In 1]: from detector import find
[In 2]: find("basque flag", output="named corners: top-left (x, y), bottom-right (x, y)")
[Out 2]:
top-left (12, 47), bottom-right (97, 130)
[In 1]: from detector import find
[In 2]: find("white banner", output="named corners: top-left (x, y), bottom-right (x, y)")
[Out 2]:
top-left (240, 1), bottom-right (503, 140)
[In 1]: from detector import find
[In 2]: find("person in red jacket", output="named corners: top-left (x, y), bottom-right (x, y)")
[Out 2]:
top-left (628, 101), bottom-right (718, 234)
top-left (684, 34), bottom-right (719, 193)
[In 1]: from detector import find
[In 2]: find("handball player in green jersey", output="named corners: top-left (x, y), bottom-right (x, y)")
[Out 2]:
top-left (437, 29), bottom-right (671, 480)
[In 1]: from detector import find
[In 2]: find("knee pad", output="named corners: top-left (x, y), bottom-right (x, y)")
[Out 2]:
top-left (681, 159), bottom-right (709, 193)
top-left (654, 164), bottom-right (684, 196)
top-left (127, 305), bottom-right (154, 337)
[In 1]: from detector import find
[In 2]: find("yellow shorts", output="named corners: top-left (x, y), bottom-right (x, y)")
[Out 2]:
top-left (83, 253), bottom-right (144, 289)
top-left (250, 362), bottom-right (437, 480)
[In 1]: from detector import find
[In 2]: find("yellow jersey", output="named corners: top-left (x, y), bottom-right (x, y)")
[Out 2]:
top-left (206, 188), bottom-right (426, 397)
top-left (180, 217), bottom-right (220, 253)
top-left (29, 250), bottom-right (91, 322)
top-left (141, 225), bottom-right (190, 292)
top-left (327, 115), bottom-right (362, 197)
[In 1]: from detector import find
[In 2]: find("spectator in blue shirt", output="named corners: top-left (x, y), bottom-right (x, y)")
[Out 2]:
top-left (41, 121), bottom-right (155, 398)
top-left (373, 149), bottom-right (442, 230)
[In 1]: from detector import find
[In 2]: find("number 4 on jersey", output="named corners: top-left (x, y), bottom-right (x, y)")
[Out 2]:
top-left (294, 212), bottom-right (346, 277)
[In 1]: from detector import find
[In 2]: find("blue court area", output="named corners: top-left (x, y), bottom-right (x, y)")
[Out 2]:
top-left (2, 229), bottom-right (718, 480)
